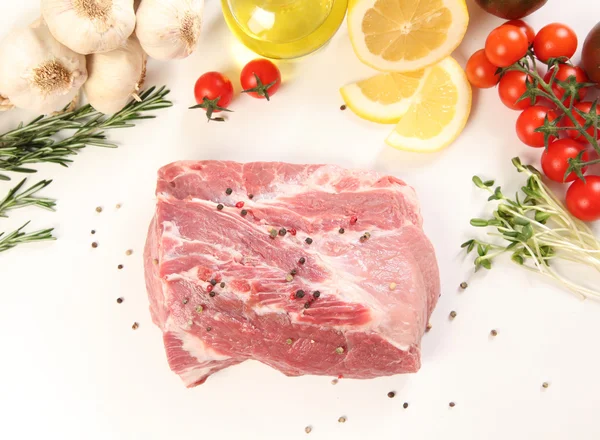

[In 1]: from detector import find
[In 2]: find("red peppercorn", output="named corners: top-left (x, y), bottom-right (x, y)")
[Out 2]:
top-left (289, 228), bottom-right (297, 236)
top-left (350, 215), bottom-right (358, 225)
top-left (207, 285), bottom-right (213, 293)
top-left (236, 201), bottom-right (244, 208)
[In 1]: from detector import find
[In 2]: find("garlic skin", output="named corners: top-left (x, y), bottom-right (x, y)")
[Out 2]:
top-left (84, 35), bottom-right (147, 114)
top-left (136, 0), bottom-right (204, 60)
top-left (0, 20), bottom-right (87, 114)
top-left (41, 0), bottom-right (136, 55)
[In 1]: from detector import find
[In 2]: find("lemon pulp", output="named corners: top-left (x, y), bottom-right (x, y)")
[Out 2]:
top-left (222, 0), bottom-right (349, 59)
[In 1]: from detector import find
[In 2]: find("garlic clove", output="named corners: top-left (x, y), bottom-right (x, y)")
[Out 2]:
top-left (136, 0), bottom-right (204, 61)
top-left (0, 20), bottom-right (87, 114)
top-left (42, 0), bottom-right (136, 55)
top-left (83, 35), bottom-right (147, 114)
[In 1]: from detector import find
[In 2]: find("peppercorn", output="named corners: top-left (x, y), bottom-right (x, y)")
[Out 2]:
top-left (305, 237), bottom-right (313, 245)
top-left (338, 416), bottom-right (346, 423)
top-left (286, 338), bottom-right (293, 345)
top-left (153, 258), bottom-right (159, 265)
top-left (95, 206), bottom-right (102, 213)
top-left (209, 292), bottom-right (216, 298)
top-left (426, 323), bottom-right (432, 332)
top-left (304, 302), bottom-right (310, 309)
top-left (313, 291), bottom-right (320, 298)
top-left (359, 235), bottom-right (367, 243)
top-left (236, 201), bottom-right (245, 208)
top-left (248, 194), bottom-right (254, 199)
top-left (220, 282), bottom-right (225, 288)
top-left (285, 274), bottom-right (294, 282)
top-left (449, 311), bottom-right (457, 319)
top-left (403, 402), bottom-right (409, 409)
top-left (217, 204), bottom-right (224, 210)
top-left (207, 285), bottom-right (213, 293)
top-left (206, 326), bottom-right (212, 331)
top-left (449, 402), bottom-right (456, 407)
top-left (182, 298), bottom-right (188, 304)
top-left (364, 232), bottom-right (371, 239)
top-left (117, 264), bottom-right (123, 270)
top-left (210, 279), bottom-right (217, 286)
top-left (542, 382), bottom-right (549, 389)
top-left (290, 269), bottom-right (298, 276)
top-left (335, 347), bottom-right (344, 354)
top-left (116, 297), bottom-right (123, 304)
top-left (289, 228), bottom-right (297, 236)
top-left (91, 230), bottom-right (96, 235)
top-left (389, 282), bottom-right (397, 290)
top-left (460, 281), bottom-right (468, 289)
top-left (331, 379), bottom-right (338, 385)
top-left (340, 104), bottom-right (346, 111)
top-left (126, 249), bottom-right (133, 256)
top-left (132, 322), bottom-right (139, 330)
top-left (241, 209), bottom-right (248, 216)
top-left (490, 329), bottom-right (498, 337)
top-left (196, 305), bottom-right (204, 313)
top-left (278, 228), bottom-right (287, 236)
top-left (299, 257), bottom-right (306, 265)
top-left (305, 426), bottom-right (312, 434)
top-left (295, 290), bottom-right (305, 298)
top-left (91, 242), bottom-right (98, 248)
top-left (269, 229), bottom-right (278, 238)
top-left (387, 391), bottom-right (396, 398)
top-left (225, 188), bottom-right (232, 195)
top-left (116, 203), bottom-right (122, 209)
top-left (338, 228), bottom-right (345, 234)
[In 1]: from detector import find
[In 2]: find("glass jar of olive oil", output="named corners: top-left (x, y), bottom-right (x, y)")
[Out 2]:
top-left (221, 0), bottom-right (348, 59)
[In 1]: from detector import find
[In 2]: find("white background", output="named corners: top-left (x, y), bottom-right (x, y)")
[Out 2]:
top-left (2, 1), bottom-right (600, 439)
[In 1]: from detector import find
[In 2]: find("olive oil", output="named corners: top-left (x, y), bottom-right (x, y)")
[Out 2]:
top-left (222, 0), bottom-right (348, 59)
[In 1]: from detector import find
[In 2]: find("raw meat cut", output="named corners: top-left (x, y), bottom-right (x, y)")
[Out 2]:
top-left (144, 161), bottom-right (440, 387)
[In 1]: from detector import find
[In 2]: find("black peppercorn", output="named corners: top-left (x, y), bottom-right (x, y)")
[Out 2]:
top-left (387, 391), bottom-right (395, 398)
top-left (279, 228), bottom-right (287, 236)
top-left (295, 290), bottom-right (305, 298)
top-left (339, 228), bottom-right (345, 234)
top-left (209, 291), bottom-right (216, 298)
top-left (299, 257), bottom-right (306, 265)
top-left (248, 194), bottom-right (254, 199)
top-left (210, 279), bottom-right (217, 286)
top-left (305, 237), bottom-right (313, 244)
top-left (225, 188), bottom-right (233, 195)
top-left (313, 291), bottom-right (320, 298)
top-left (291, 269), bottom-right (298, 276)
top-left (220, 282), bottom-right (225, 288)
top-left (241, 209), bottom-right (248, 216)
top-left (304, 302), bottom-right (310, 309)
top-left (217, 204), bottom-right (224, 210)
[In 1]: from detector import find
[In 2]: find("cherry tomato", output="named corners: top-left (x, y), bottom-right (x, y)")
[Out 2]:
top-left (485, 25), bottom-right (529, 67)
top-left (541, 139), bottom-right (588, 182)
top-left (566, 175), bottom-right (600, 221)
top-left (240, 59), bottom-right (282, 100)
top-left (466, 49), bottom-right (500, 88)
top-left (192, 72), bottom-right (234, 121)
top-left (533, 23), bottom-right (578, 62)
top-left (563, 101), bottom-right (600, 141)
top-left (498, 71), bottom-right (538, 110)
top-left (505, 19), bottom-right (535, 44)
top-left (543, 64), bottom-right (589, 106)
top-left (515, 105), bottom-right (558, 147)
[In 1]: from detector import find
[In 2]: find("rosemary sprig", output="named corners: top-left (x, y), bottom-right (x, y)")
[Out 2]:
top-left (0, 86), bottom-right (172, 180)
top-left (0, 178), bottom-right (55, 218)
top-left (506, 56), bottom-right (599, 180)
top-left (0, 221), bottom-right (55, 253)
top-left (463, 157), bottom-right (600, 299)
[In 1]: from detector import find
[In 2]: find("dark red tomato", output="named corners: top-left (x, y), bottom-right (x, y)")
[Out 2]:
top-left (541, 139), bottom-right (588, 182)
top-left (563, 101), bottom-right (600, 141)
top-left (240, 59), bottom-right (282, 100)
top-left (515, 105), bottom-right (558, 147)
top-left (466, 49), bottom-right (500, 88)
top-left (505, 19), bottom-right (535, 44)
top-left (566, 175), bottom-right (600, 221)
top-left (533, 23), bottom-right (578, 62)
top-left (543, 64), bottom-right (589, 106)
top-left (498, 71), bottom-right (537, 110)
top-left (192, 72), bottom-right (234, 120)
top-left (485, 25), bottom-right (529, 67)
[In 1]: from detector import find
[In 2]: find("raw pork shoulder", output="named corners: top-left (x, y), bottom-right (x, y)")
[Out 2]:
top-left (144, 161), bottom-right (440, 387)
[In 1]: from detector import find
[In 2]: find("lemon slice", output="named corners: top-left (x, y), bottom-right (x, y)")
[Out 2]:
top-left (386, 57), bottom-right (471, 152)
top-left (340, 68), bottom-right (429, 123)
top-left (348, 0), bottom-right (469, 72)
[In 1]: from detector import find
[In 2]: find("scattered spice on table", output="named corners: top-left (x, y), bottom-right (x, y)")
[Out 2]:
top-left (387, 391), bottom-right (396, 398)
top-left (116, 203), bottom-right (122, 209)
top-left (116, 297), bottom-right (123, 304)
top-left (338, 416), bottom-right (347, 423)
top-left (542, 382), bottom-right (549, 389)
top-left (403, 402), bottom-right (409, 409)
top-left (460, 282), bottom-right (468, 290)
top-left (305, 237), bottom-right (313, 245)
top-left (331, 378), bottom-right (338, 385)
top-left (449, 311), bottom-right (457, 319)
top-left (117, 264), bottom-right (123, 270)
top-left (217, 204), bottom-right (224, 211)
top-left (126, 249), bottom-right (133, 256)
top-left (449, 402), bottom-right (456, 408)
top-left (338, 227), bottom-right (345, 234)
top-left (220, 282), bottom-right (225, 288)
top-left (305, 426), bottom-right (312, 434)
top-left (132, 322), bottom-right (139, 330)
top-left (340, 104), bottom-right (346, 111)
top-left (95, 206), bottom-right (102, 213)
top-left (248, 194), bottom-right (254, 199)
top-left (91, 242), bottom-right (98, 248)
top-left (490, 329), bottom-right (498, 337)
top-left (225, 188), bottom-right (233, 195)
top-left (91, 230), bottom-right (96, 235)
top-left (209, 291), bottom-right (216, 297)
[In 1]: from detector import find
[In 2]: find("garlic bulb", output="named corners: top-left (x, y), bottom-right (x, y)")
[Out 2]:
top-left (0, 20), bottom-right (87, 114)
top-left (136, 0), bottom-right (204, 60)
top-left (41, 0), bottom-right (136, 54)
top-left (84, 35), bottom-right (147, 114)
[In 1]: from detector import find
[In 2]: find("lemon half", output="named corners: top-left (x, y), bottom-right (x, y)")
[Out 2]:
top-left (348, 0), bottom-right (469, 72)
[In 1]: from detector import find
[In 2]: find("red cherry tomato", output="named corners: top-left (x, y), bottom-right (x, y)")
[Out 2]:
top-left (485, 25), bottom-right (529, 67)
top-left (498, 71), bottom-right (538, 110)
top-left (563, 101), bottom-right (600, 141)
top-left (505, 19), bottom-right (535, 44)
top-left (541, 139), bottom-right (588, 182)
top-left (543, 64), bottom-right (589, 106)
top-left (466, 49), bottom-right (500, 88)
top-left (566, 175), bottom-right (600, 221)
top-left (533, 23), bottom-right (578, 62)
top-left (515, 105), bottom-right (558, 147)
top-left (240, 59), bottom-right (282, 100)
top-left (192, 72), bottom-right (234, 121)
